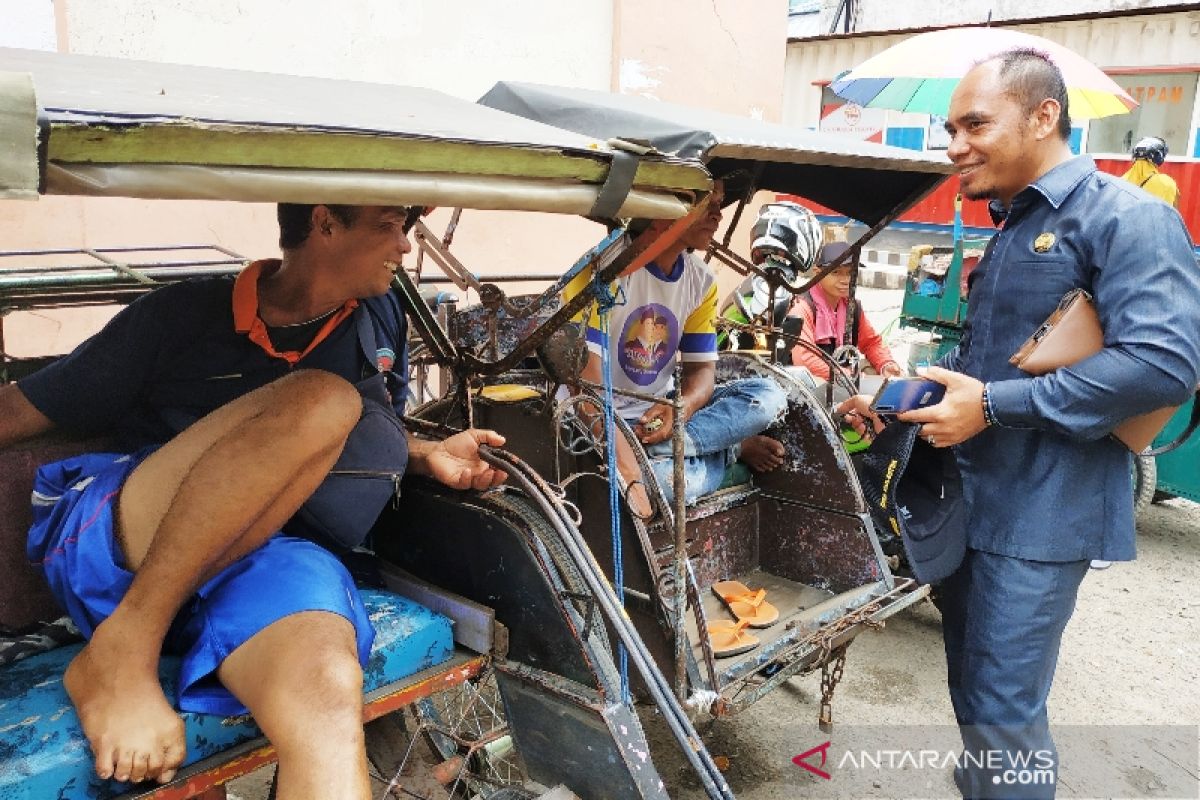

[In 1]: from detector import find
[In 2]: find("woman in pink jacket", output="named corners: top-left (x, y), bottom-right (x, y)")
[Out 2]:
top-left (788, 242), bottom-right (902, 381)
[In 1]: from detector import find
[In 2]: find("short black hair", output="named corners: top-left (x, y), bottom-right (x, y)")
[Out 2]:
top-left (987, 48), bottom-right (1072, 141)
top-left (277, 204), bottom-right (362, 250)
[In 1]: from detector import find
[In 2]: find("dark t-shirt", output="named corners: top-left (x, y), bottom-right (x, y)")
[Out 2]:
top-left (19, 276), bottom-right (408, 451)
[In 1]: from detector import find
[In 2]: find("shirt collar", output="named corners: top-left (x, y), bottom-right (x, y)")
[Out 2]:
top-left (646, 253), bottom-right (686, 282)
top-left (990, 155), bottom-right (1095, 228)
top-left (233, 258), bottom-right (358, 365)
top-left (232, 259), bottom-right (276, 333)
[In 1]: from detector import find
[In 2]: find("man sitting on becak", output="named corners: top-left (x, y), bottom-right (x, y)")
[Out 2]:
top-left (0, 204), bottom-right (506, 799)
top-left (566, 181), bottom-right (789, 515)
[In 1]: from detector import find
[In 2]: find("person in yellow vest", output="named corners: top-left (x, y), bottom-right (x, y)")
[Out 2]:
top-left (1121, 136), bottom-right (1179, 208)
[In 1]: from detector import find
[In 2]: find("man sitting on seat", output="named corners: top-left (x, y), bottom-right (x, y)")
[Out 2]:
top-left (0, 204), bottom-right (505, 799)
top-left (567, 182), bottom-right (789, 514)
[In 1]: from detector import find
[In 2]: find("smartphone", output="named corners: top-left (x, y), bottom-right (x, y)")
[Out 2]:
top-left (869, 377), bottom-right (946, 417)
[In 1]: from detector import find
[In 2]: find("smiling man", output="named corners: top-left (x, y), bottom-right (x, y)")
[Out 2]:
top-left (840, 50), bottom-right (1200, 798)
top-left (0, 204), bottom-right (506, 798)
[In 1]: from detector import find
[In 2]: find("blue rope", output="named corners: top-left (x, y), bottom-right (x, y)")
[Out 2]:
top-left (593, 277), bottom-right (631, 704)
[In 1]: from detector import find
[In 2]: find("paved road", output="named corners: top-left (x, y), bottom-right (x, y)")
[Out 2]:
top-left (652, 494), bottom-right (1200, 799)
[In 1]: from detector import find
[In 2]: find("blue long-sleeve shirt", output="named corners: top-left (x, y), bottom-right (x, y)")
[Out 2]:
top-left (941, 155), bottom-right (1200, 562)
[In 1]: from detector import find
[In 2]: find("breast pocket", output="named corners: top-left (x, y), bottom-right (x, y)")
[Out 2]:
top-left (1002, 257), bottom-right (1081, 315)
top-left (990, 258), bottom-right (1086, 357)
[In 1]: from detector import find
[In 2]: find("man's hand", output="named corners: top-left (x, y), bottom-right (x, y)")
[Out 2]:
top-left (880, 361), bottom-right (904, 378)
top-left (898, 366), bottom-right (987, 448)
top-left (636, 403), bottom-right (674, 446)
top-left (835, 394), bottom-right (885, 438)
top-left (413, 429), bottom-right (508, 490)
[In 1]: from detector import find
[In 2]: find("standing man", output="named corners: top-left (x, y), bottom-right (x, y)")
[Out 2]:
top-left (842, 50), bottom-right (1200, 797)
top-left (567, 181), bottom-right (789, 515)
top-left (0, 204), bottom-right (506, 798)
top-left (1121, 135), bottom-right (1180, 208)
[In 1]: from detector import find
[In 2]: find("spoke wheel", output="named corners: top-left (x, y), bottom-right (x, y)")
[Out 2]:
top-left (413, 669), bottom-right (534, 799)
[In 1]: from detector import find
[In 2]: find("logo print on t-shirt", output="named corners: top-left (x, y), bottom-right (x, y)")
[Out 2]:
top-left (376, 347), bottom-right (395, 372)
top-left (617, 303), bottom-right (678, 386)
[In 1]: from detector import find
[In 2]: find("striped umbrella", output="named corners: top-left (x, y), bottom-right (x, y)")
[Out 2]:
top-left (830, 27), bottom-right (1137, 119)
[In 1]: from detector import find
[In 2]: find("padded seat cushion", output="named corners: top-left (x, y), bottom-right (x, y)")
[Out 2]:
top-left (0, 588), bottom-right (453, 800)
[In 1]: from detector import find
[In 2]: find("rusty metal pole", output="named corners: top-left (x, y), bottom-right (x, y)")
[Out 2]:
top-left (671, 362), bottom-right (689, 700)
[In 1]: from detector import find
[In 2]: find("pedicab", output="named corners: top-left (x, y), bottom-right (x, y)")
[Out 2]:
top-left (375, 82), bottom-right (957, 730)
top-left (0, 47), bottom-right (733, 800)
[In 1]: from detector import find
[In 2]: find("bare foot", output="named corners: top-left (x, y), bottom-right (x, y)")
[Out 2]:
top-left (64, 624), bottom-right (186, 784)
top-left (740, 435), bottom-right (785, 473)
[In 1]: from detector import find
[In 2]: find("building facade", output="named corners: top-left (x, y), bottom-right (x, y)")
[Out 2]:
top-left (784, 3), bottom-right (1200, 243)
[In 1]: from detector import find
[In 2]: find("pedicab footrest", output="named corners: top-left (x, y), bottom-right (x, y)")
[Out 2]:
top-left (0, 588), bottom-right (454, 800)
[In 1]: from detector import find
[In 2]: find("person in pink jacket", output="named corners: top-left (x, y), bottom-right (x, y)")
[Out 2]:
top-left (788, 242), bottom-right (902, 381)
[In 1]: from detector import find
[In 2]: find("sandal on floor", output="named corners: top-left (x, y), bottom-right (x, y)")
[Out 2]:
top-left (712, 580), bottom-right (780, 628)
top-left (707, 618), bottom-right (760, 658)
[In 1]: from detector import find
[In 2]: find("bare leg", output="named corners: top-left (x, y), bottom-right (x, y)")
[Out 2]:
top-left (739, 435), bottom-right (785, 473)
top-left (217, 611), bottom-right (369, 800)
top-left (65, 370), bottom-right (362, 783)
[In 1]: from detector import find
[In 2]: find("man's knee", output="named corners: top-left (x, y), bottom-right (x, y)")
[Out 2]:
top-left (250, 640), bottom-right (365, 739)
top-left (268, 371), bottom-right (362, 442)
top-left (295, 644), bottom-right (364, 709)
top-left (742, 377), bottom-right (788, 422)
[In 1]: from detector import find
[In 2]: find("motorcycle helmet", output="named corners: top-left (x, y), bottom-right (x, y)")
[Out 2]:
top-left (749, 201), bottom-right (823, 283)
top-left (1132, 136), bottom-right (1168, 166)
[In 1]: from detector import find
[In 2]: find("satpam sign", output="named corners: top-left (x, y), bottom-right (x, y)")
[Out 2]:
top-left (820, 102), bottom-right (885, 143)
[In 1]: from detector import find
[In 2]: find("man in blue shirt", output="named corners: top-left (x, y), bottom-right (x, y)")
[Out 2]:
top-left (0, 204), bottom-right (506, 796)
top-left (843, 50), bottom-right (1199, 797)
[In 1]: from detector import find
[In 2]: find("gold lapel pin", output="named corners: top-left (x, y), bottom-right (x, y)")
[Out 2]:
top-left (1033, 232), bottom-right (1056, 253)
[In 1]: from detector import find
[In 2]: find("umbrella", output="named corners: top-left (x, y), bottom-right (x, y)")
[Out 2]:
top-left (830, 26), bottom-right (1137, 119)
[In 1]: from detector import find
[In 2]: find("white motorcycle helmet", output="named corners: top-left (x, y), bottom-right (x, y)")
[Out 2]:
top-left (749, 201), bottom-right (824, 283)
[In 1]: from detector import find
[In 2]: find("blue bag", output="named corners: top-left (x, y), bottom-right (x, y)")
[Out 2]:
top-left (286, 311), bottom-right (409, 552)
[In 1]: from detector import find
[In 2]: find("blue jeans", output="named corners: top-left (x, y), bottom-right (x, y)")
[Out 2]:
top-left (644, 377), bottom-right (787, 504)
top-left (939, 548), bottom-right (1089, 799)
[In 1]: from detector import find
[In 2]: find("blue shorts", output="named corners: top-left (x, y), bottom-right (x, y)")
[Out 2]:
top-left (27, 451), bottom-right (375, 716)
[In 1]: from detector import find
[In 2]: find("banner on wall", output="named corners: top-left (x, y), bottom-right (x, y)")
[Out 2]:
top-left (819, 102), bottom-right (885, 143)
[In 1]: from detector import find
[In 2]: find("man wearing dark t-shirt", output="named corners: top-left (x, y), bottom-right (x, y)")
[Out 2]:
top-left (0, 204), bottom-right (506, 798)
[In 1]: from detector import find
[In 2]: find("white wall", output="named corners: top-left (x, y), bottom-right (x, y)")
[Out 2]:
top-left (62, 0), bottom-right (613, 100)
top-left (2, 0), bottom-right (58, 50)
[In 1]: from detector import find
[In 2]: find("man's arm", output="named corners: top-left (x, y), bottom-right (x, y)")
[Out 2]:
top-left (906, 201), bottom-right (1200, 448)
top-left (984, 204), bottom-right (1200, 440)
top-left (0, 383), bottom-right (56, 449)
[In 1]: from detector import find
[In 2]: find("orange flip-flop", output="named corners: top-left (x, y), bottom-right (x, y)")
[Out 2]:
top-left (707, 618), bottom-right (760, 658)
top-left (712, 580), bottom-right (780, 628)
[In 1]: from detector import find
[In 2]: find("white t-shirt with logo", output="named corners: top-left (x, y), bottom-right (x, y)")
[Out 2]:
top-left (566, 251), bottom-right (718, 420)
